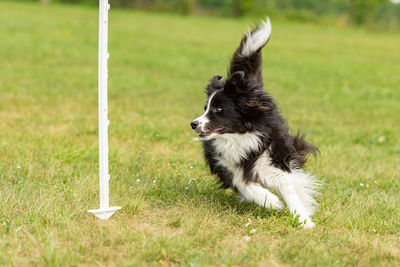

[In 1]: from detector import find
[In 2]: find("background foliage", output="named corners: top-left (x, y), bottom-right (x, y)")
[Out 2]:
top-left (13, 0), bottom-right (400, 30)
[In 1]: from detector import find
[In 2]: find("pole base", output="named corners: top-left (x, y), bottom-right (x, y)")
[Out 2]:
top-left (88, 206), bottom-right (121, 220)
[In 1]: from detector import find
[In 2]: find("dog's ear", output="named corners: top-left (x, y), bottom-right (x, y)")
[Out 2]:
top-left (205, 75), bottom-right (223, 96)
top-left (228, 18), bottom-right (271, 85)
top-left (224, 71), bottom-right (245, 96)
top-left (226, 70), bottom-right (274, 118)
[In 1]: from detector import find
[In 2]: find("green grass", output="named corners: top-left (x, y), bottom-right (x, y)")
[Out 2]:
top-left (1, 1), bottom-right (400, 266)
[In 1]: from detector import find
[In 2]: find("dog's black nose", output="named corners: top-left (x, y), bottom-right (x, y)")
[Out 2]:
top-left (190, 121), bottom-right (198, 130)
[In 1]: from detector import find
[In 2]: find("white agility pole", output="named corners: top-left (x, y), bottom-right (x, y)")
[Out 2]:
top-left (88, 0), bottom-right (121, 219)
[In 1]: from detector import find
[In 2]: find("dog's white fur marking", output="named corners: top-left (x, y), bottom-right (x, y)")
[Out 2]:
top-left (212, 132), bottom-right (319, 228)
top-left (212, 133), bottom-right (285, 210)
top-left (253, 152), bottom-right (319, 228)
top-left (193, 91), bottom-right (218, 132)
top-left (213, 132), bottom-right (262, 164)
top-left (241, 17), bottom-right (272, 57)
top-left (235, 174), bottom-right (285, 210)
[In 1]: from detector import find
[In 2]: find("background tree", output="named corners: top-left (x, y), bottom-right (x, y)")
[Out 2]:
top-left (348, 0), bottom-right (387, 24)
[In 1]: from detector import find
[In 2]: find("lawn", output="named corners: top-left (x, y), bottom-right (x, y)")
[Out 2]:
top-left (0, 1), bottom-right (399, 266)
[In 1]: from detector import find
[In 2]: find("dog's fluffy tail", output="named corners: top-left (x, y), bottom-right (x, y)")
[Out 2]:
top-left (241, 18), bottom-right (271, 57)
top-left (229, 17), bottom-right (271, 83)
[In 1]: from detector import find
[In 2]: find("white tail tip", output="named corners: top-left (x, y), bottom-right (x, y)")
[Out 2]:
top-left (241, 17), bottom-right (272, 57)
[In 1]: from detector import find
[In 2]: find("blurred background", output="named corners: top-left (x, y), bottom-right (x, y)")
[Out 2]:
top-left (15, 0), bottom-right (400, 31)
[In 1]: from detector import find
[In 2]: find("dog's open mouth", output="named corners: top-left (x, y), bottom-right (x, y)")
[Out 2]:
top-left (199, 127), bottom-right (224, 138)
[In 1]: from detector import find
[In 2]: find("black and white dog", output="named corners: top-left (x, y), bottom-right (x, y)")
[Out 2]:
top-left (191, 18), bottom-right (319, 228)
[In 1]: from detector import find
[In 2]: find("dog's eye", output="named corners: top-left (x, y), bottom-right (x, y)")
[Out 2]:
top-left (215, 107), bottom-right (222, 113)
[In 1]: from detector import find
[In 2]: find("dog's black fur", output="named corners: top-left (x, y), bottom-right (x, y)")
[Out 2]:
top-left (198, 23), bottom-right (317, 190)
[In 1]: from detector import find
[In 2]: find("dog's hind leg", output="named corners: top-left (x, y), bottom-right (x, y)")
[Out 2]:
top-left (290, 170), bottom-right (319, 218)
top-left (235, 181), bottom-right (284, 210)
top-left (275, 174), bottom-right (316, 228)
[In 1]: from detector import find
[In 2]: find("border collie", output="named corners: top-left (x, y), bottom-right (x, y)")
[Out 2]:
top-left (190, 18), bottom-right (319, 228)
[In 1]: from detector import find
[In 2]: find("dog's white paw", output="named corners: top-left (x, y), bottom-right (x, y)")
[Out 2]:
top-left (299, 217), bottom-right (315, 229)
top-left (238, 195), bottom-right (248, 203)
top-left (267, 194), bottom-right (284, 210)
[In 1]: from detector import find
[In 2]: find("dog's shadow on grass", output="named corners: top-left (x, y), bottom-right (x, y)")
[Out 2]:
top-left (138, 177), bottom-right (287, 219)
top-left (196, 186), bottom-right (290, 219)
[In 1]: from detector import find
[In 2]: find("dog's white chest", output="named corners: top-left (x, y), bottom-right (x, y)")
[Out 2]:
top-left (212, 133), bottom-right (261, 164)
top-left (211, 133), bottom-right (281, 187)
top-left (211, 132), bottom-right (263, 178)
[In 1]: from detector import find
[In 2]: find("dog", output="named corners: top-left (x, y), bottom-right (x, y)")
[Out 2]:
top-left (190, 18), bottom-right (319, 228)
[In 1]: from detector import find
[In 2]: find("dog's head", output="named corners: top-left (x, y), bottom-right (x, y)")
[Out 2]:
top-left (191, 18), bottom-right (275, 140)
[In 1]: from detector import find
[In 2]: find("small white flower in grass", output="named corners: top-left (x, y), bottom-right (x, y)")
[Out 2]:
top-left (241, 235), bottom-right (251, 243)
top-left (245, 218), bottom-right (253, 228)
top-left (360, 183), bottom-right (364, 187)
top-left (153, 180), bottom-right (156, 184)
top-left (190, 165), bottom-right (193, 169)
top-left (374, 180), bottom-right (377, 184)
top-left (250, 229), bottom-right (256, 235)
top-left (136, 179), bottom-right (140, 183)
top-left (17, 165), bottom-right (21, 169)
top-left (372, 229), bottom-right (377, 232)
top-left (185, 186), bottom-right (189, 190)
top-left (377, 136), bottom-right (386, 144)
top-left (189, 178), bottom-right (196, 184)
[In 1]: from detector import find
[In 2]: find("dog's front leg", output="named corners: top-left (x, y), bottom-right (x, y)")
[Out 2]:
top-left (235, 181), bottom-right (284, 210)
top-left (276, 175), bottom-right (315, 228)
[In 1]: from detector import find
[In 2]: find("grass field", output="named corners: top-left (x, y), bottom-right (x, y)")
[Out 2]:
top-left (1, 1), bottom-right (400, 266)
